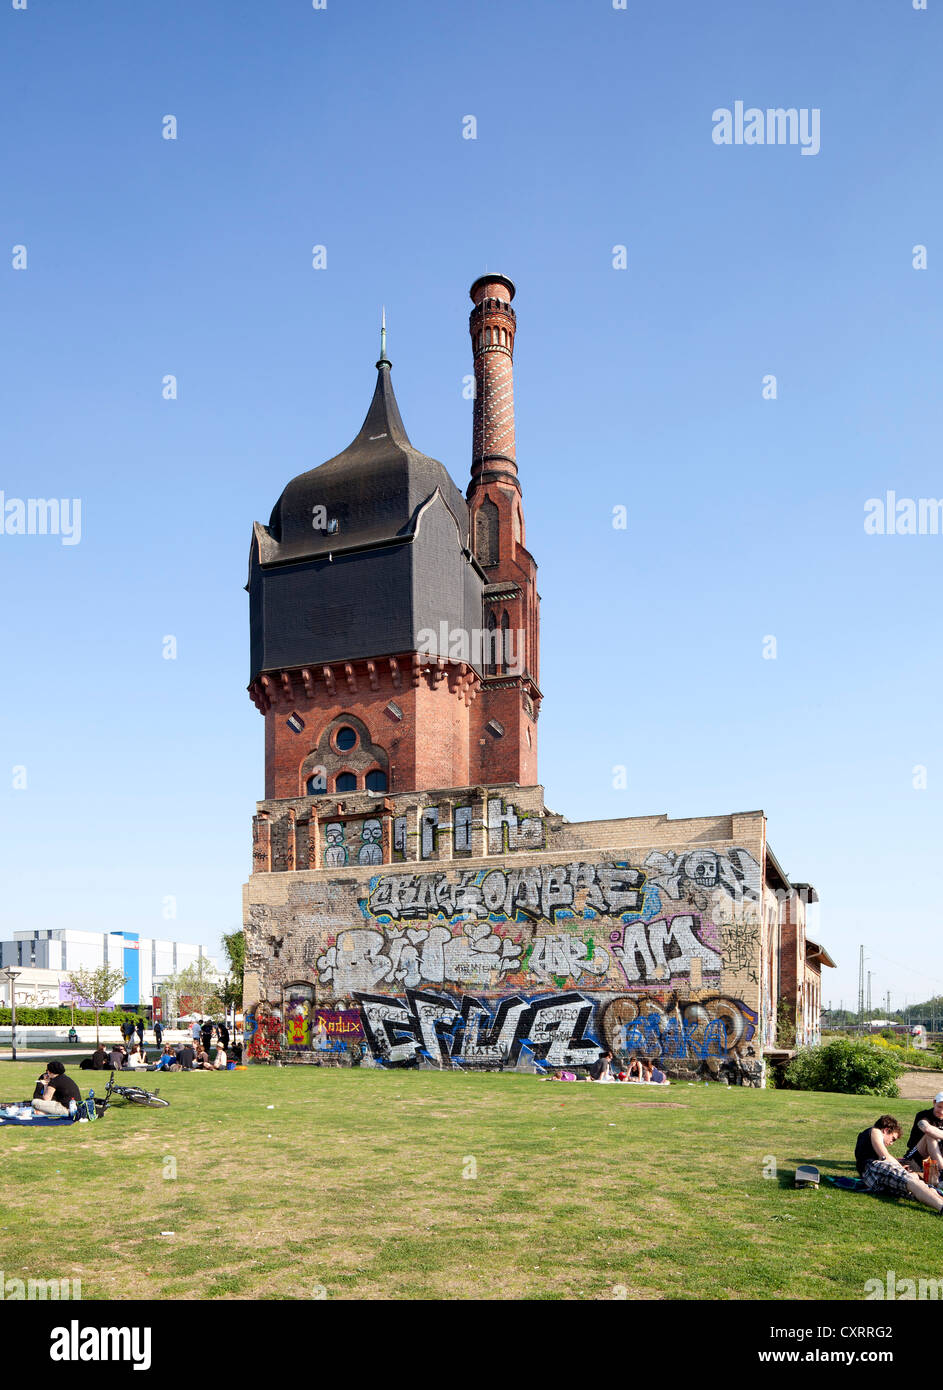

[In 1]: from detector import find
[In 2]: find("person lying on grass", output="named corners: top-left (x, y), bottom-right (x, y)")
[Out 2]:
top-left (902, 1091), bottom-right (943, 1175)
top-left (855, 1115), bottom-right (943, 1213)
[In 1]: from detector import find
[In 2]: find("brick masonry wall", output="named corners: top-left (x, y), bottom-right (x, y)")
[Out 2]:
top-left (243, 790), bottom-right (769, 1082)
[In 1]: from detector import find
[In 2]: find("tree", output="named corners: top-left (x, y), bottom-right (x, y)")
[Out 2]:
top-left (163, 957), bottom-right (224, 1020)
top-left (220, 930), bottom-right (245, 1012)
top-left (65, 967), bottom-right (128, 1046)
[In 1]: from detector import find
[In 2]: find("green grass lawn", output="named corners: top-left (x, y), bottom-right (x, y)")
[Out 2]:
top-left (1, 1063), bottom-right (940, 1301)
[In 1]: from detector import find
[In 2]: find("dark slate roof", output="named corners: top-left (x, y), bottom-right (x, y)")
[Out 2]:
top-left (259, 361), bottom-right (468, 566)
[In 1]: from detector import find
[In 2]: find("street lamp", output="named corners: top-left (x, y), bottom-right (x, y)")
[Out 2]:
top-left (3, 969), bottom-right (22, 1062)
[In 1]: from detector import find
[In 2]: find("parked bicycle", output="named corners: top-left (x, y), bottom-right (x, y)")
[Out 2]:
top-left (95, 1070), bottom-right (170, 1116)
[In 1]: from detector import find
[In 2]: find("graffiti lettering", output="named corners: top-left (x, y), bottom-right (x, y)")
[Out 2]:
top-left (611, 914), bottom-right (722, 984)
top-left (354, 988), bottom-right (601, 1068)
top-left (643, 848), bottom-right (760, 903)
top-left (365, 861), bottom-right (645, 924)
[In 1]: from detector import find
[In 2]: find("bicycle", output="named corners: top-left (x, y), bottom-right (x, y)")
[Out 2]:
top-left (95, 1070), bottom-right (170, 1116)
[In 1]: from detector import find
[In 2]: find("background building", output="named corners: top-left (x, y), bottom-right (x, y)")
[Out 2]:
top-left (0, 929), bottom-right (220, 1008)
top-left (242, 277), bottom-right (833, 1079)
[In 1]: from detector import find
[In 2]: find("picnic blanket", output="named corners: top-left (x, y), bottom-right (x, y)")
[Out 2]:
top-left (0, 1095), bottom-right (97, 1127)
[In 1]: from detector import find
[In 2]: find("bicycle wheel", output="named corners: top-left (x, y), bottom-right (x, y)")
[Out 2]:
top-left (138, 1094), bottom-right (170, 1108)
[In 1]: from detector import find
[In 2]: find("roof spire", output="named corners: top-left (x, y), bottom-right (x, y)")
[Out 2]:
top-left (378, 305), bottom-right (389, 367)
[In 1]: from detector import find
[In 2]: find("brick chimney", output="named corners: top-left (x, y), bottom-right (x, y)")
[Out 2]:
top-left (468, 274), bottom-right (518, 498)
top-left (466, 273), bottom-right (541, 786)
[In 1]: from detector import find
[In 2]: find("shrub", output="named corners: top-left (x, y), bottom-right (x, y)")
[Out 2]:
top-left (0, 1008), bottom-right (143, 1027)
top-left (784, 1038), bottom-right (903, 1097)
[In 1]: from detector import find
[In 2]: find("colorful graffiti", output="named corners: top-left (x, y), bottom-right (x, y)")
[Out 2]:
top-left (365, 861), bottom-right (646, 922)
top-left (354, 988), bottom-right (600, 1068)
top-left (643, 848), bottom-right (760, 904)
top-left (317, 913), bottom-right (724, 997)
top-left (599, 991), bottom-right (762, 1081)
top-left (245, 1004), bottom-right (282, 1061)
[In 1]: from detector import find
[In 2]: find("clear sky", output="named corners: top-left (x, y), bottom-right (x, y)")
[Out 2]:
top-left (1, 0), bottom-right (940, 1013)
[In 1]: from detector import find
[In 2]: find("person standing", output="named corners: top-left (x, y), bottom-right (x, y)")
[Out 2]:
top-left (217, 1018), bottom-right (230, 1051)
top-left (201, 1018), bottom-right (214, 1054)
top-left (135, 1017), bottom-right (145, 1046)
top-left (191, 1017), bottom-right (202, 1045)
top-left (154, 1019), bottom-right (163, 1048)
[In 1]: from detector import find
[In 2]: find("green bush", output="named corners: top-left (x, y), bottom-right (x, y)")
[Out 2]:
top-left (0, 1007), bottom-right (144, 1027)
top-left (784, 1038), bottom-right (903, 1097)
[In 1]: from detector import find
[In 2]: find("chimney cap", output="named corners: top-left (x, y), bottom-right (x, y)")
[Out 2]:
top-left (470, 273), bottom-right (515, 303)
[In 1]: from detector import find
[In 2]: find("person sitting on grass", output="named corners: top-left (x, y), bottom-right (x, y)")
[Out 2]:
top-left (625, 1057), bottom-right (644, 1082)
top-left (32, 1061), bottom-right (82, 1118)
top-left (213, 1044), bottom-right (228, 1070)
top-left (108, 1043), bottom-right (127, 1070)
top-left (126, 1045), bottom-right (148, 1070)
top-left (650, 1061), bottom-right (668, 1085)
top-left (902, 1092), bottom-right (943, 1179)
top-left (192, 1044), bottom-right (215, 1071)
top-left (173, 1042), bottom-right (195, 1071)
top-left (152, 1044), bottom-right (176, 1072)
top-left (855, 1114), bottom-right (943, 1213)
top-left (80, 1045), bottom-right (108, 1071)
top-left (588, 1049), bottom-right (614, 1082)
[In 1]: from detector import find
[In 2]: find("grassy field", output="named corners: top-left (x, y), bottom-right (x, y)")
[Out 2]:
top-left (1, 1062), bottom-right (941, 1301)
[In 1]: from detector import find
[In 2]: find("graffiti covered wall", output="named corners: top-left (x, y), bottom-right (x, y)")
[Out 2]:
top-left (244, 796), bottom-right (768, 1079)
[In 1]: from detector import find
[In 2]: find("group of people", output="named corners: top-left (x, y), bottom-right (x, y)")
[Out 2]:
top-left (588, 1050), bottom-right (669, 1085)
top-left (119, 1017), bottom-right (165, 1049)
top-left (855, 1091), bottom-right (943, 1214)
top-left (78, 1016), bottom-right (241, 1073)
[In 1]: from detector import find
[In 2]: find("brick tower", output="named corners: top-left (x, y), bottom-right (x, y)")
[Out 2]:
top-left (467, 275), bottom-right (540, 785)
top-left (246, 277), bottom-right (540, 802)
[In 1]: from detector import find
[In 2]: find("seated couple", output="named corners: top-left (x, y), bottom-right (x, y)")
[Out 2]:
top-left (855, 1094), bottom-right (943, 1215)
top-left (588, 1051), bottom-right (668, 1085)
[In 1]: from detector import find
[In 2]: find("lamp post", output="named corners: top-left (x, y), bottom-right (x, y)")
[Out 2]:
top-left (3, 969), bottom-right (22, 1062)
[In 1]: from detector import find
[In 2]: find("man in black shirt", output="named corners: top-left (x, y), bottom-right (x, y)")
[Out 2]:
top-left (33, 1061), bottom-right (82, 1118)
top-left (854, 1114), bottom-right (943, 1213)
top-left (902, 1092), bottom-right (943, 1176)
top-left (175, 1044), bottom-right (195, 1071)
top-left (588, 1050), bottom-right (613, 1081)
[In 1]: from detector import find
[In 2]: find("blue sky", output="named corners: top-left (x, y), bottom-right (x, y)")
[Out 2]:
top-left (1, 0), bottom-right (940, 1012)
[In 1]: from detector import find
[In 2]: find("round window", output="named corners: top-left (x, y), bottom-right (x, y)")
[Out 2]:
top-left (335, 726), bottom-right (357, 752)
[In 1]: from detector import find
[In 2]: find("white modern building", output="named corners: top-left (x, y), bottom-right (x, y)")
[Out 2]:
top-left (0, 930), bottom-right (220, 1007)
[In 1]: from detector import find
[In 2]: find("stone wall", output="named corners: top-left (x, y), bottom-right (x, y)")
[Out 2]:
top-left (243, 788), bottom-right (769, 1082)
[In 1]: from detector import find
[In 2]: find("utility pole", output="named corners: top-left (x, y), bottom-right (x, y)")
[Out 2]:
top-left (858, 945), bottom-right (865, 1031)
top-left (867, 970), bottom-right (872, 1027)
top-left (886, 990), bottom-right (891, 1020)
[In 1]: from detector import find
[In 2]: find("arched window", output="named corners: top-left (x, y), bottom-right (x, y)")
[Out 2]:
top-left (485, 327), bottom-right (492, 345)
top-left (501, 610), bottom-right (510, 674)
top-left (306, 771), bottom-right (327, 796)
top-left (335, 772), bottom-right (357, 792)
top-left (365, 769), bottom-right (387, 792)
top-left (475, 497), bottom-right (499, 566)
